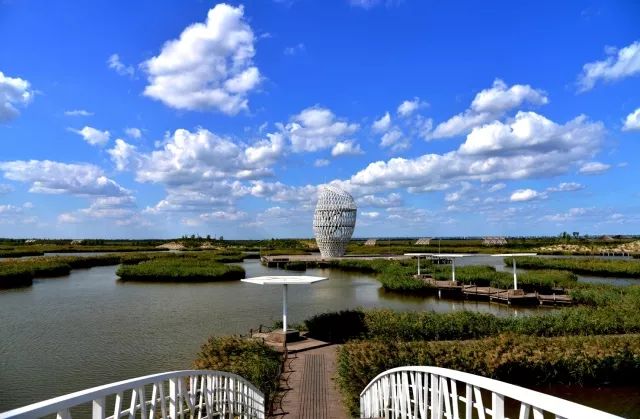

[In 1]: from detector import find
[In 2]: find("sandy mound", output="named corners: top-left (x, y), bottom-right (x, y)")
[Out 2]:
top-left (156, 242), bottom-right (186, 250)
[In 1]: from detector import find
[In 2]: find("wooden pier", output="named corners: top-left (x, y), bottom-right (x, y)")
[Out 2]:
top-left (415, 275), bottom-right (573, 306)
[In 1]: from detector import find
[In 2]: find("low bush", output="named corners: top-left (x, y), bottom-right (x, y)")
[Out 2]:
top-left (305, 310), bottom-right (367, 342)
top-left (193, 336), bottom-right (282, 405)
top-left (337, 334), bottom-right (640, 415)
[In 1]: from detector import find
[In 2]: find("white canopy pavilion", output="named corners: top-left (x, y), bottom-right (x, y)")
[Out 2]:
top-left (241, 275), bottom-right (327, 342)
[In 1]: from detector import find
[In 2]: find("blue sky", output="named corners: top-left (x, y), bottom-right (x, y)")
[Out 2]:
top-left (0, 0), bottom-right (639, 239)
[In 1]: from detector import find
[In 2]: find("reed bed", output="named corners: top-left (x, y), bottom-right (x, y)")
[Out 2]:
top-left (512, 256), bottom-right (640, 278)
top-left (116, 255), bottom-right (245, 282)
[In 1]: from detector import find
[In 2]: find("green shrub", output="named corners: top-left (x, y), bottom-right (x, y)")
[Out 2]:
top-left (305, 310), bottom-right (367, 342)
top-left (193, 336), bottom-right (282, 405)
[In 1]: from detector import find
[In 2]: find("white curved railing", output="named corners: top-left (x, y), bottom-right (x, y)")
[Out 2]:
top-left (360, 366), bottom-right (622, 419)
top-left (0, 370), bottom-right (265, 419)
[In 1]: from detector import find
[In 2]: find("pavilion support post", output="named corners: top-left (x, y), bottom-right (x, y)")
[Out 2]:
top-left (282, 284), bottom-right (288, 332)
top-left (452, 258), bottom-right (456, 283)
top-left (417, 256), bottom-right (421, 276)
top-left (512, 258), bottom-right (518, 290)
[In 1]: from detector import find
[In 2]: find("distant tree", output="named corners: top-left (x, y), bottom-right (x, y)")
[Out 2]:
top-left (206, 234), bottom-right (211, 241)
top-left (573, 232), bottom-right (580, 239)
top-left (219, 236), bottom-right (224, 241)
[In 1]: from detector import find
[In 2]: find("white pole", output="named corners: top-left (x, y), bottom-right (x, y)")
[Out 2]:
top-left (513, 257), bottom-right (518, 290)
top-left (282, 284), bottom-right (288, 332)
top-left (452, 258), bottom-right (456, 283)
top-left (417, 256), bottom-right (421, 276)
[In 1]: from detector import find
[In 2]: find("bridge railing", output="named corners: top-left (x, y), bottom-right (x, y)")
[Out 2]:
top-left (0, 370), bottom-right (265, 419)
top-left (360, 366), bottom-right (622, 419)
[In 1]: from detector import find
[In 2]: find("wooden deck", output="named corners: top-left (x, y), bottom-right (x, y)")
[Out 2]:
top-left (490, 290), bottom-right (539, 305)
top-left (538, 293), bottom-right (573, 306)
top-left (271, 345), bottom-right (348, 419)
top-left (462, 285), bottom-right (503, 299)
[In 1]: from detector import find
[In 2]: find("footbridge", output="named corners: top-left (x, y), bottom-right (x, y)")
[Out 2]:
top-left (0, 366), bottom-right (623, 419)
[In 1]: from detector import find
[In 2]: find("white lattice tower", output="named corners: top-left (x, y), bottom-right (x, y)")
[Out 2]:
top-left (313, 186), bottom-right (357, 258)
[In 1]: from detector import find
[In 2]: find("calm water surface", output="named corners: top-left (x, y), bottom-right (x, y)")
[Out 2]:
top-left (0, 259), bottom-right (636, 415)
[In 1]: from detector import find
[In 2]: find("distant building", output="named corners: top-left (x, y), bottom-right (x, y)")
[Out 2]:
top-left (364, 239), bottom-right (377, 246)
top-left (70, 239), bottom-right (84, 245)
top-left (483, 236), bottom-right (507, 246)
top-left (24, 239), bottom-right (37, 244)
top-left (415, 238), bottom-right (431, 245)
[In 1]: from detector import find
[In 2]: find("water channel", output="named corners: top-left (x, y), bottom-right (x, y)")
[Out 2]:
top-left (0, 258), bottom-right (637, 416)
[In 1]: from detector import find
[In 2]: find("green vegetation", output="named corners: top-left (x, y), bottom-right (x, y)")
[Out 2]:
top-left (116, 254), bottom-right (245, 282)
top-left (0, 254), bottom-right (134, 288)
top-left (0, 251), bottom-right (246, 288)
top-left (337, 334), bottom-right (640, 414)
top-left (193, 336), bottom-right (282, 405)
top-left (512, 256), bottom-right (640, 278)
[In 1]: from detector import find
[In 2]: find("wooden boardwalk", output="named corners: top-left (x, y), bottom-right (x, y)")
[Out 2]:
top-left (271, 345), bottom-right (349, 419)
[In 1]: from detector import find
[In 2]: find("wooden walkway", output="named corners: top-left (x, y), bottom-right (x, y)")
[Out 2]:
top-left (271, 345), bottom-right (349, 419)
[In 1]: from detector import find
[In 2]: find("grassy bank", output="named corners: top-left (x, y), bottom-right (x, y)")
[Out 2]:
top-left (337, 334), bottom-right (640, 415)
top-left (432, 265), bottom-right (577, 291)
top-left (193, 336), bottom-right (282, 406)
top-left (116, 254), bottom-right (245, 282)
top-left (511, 256), bottom-right (640, 278)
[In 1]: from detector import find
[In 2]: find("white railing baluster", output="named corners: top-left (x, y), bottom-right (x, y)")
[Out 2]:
top-left (92, 397), bottom-right (105, 419)
top-left (138, 387), bottom-right (147, 419)
top-left (149, 383), bottom-right (158, 419)
top-left (114, 392), bottom-right (123, 419)
top-left (449, 379), bottom-right (459, 419)
top-left (491, 392), bottom-right (504, 419)
top-left (159, 381), bottom-right (168, 419)
top-left (518, 403), bottom-right (530, 419)
top-left (464, 384), bottom-right (472, 419)
top-left (56, 408), bottom-right (70, 419)
top-left (473, 386), bottom-right (485, 419)
top-left (129, 387), bottom-right (138, 419)
top-left (169, 378), bottom-right (178, 419)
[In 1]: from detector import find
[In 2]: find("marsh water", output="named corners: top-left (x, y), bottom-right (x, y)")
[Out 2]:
top-left (0, 258), bottom-right (637, 416)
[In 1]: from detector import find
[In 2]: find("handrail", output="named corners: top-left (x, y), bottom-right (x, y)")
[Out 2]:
top-left (1, 369), bottom-right (265, 419)
top-left (360, 366), bottom-right (622, 419)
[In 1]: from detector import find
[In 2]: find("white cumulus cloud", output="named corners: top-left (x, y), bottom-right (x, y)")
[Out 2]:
top-left (577, 40), bottom-right (640, 92)
top-left (0, 71), bottom-right (34, 123)
top-left (70, 126), bottom-right (111, 146)
top-left (285, 106), bottom-right (359, 152)
top-left (125, 127), bottom-right (142, 139)
top-left (0, 160), bottom-right (130, 197)
top-left (510, 189), bottom-right (542, 202)
top-left (348, 111), bottom-right (604, 193)
top-left (331, 140), bottom-right (363, 157)
top-left (372, 112), bottom-right (391, 133)
top-left (430, 79), bottom-right (548, 139)
top-left (314, 159), bottom-right (330, 167)
top-left (397, 98), bottom-right (423, 117)
top-left (142, 4), bottom-right (261, 115)
top-left (579, 161), bottom-right (610, 175)
top-left (622, 107), bottom-right (640, 131)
